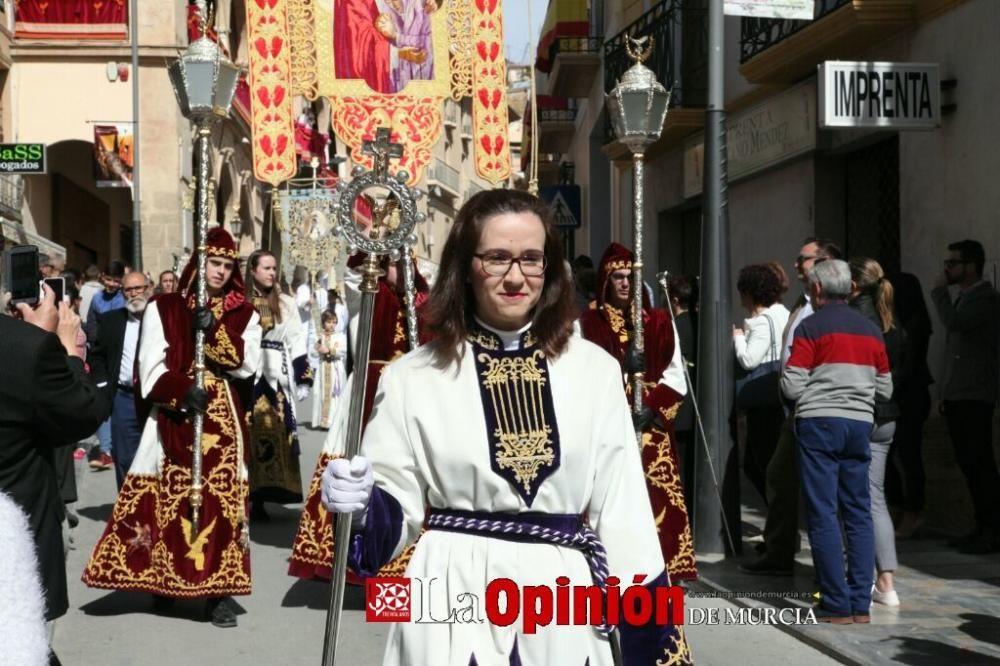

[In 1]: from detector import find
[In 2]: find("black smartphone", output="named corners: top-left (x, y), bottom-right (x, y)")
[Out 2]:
top-left (4, 245), bottom-right (40, 306)
top-left (42, 276), bottom-right (66, 304)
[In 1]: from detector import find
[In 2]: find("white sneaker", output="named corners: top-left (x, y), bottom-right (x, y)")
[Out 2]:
top-left (872, 587), bottom-right (900, 606)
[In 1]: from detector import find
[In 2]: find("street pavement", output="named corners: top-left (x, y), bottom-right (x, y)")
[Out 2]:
top-left (54, 394), bottom-right (841, 665)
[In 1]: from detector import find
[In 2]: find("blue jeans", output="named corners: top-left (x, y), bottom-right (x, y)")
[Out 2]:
top-left (110, 390), bottom-right (142, 489)
top-left (796, 416), bottom-right (875, 615)
top-left (96, 418), bottom-right (112, 455)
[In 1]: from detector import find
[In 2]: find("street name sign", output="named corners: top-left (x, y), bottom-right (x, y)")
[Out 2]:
top-left (818, 61), bottom-right (940, 129)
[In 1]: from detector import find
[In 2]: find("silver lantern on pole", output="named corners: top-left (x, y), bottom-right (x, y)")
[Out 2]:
top-left (168, 29), bottom-right (240, 536)
top-left (606, 34), bottom-right (670, 439)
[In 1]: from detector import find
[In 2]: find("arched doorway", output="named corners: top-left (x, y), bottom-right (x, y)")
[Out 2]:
top-left (23, 140), bottom-right (133, 271)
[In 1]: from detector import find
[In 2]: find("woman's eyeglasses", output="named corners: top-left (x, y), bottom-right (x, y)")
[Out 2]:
top-left (474, 251), bottom-right (547, 277)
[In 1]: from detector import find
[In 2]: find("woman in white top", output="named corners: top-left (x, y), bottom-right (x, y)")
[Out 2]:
top-left (733, 263), bottom-right (791, 504)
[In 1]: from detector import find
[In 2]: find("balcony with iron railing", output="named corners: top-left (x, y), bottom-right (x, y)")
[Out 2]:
top-left (602, 0), bottom-right (708, 157)
top-left (538, 103), bottom-right (579, 155)
top-left (547, 36), bottom-right (604, 98)
top-left (739, 0), bottom-right (918, 84)
top-left (0, 174), bottom-right (23, 221)
top-left (427, 158), bottom-right (461, 198)
top-left (443, 100), bottom-right (460, 129)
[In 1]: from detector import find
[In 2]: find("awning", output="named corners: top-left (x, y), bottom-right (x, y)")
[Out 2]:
top-left (15, 0), bottom-right (128, 40)
top-left (535, 0), bottom-right (590, 74)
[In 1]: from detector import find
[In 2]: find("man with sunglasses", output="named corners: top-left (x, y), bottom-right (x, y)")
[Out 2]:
top-left (930, 239), bottom-right (1000, 554)
top-left (578, 242), bottom-right (698, 582)
top-left (88, 271), bottom-right (153, 489)
top-left (742, 237), bottom-right (842, 575)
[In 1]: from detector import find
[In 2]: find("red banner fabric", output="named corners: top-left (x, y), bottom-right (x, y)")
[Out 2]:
top-left (15, 0), bottom-right (128, 40)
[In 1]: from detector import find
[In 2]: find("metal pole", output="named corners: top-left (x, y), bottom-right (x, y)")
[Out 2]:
top-left (130, 0), bottom-right (142, 271)
top-left (322, 253), bottom-right (382, 666)
top-left (630, 153), bottom-right (646, 437)
top-left (401, 251), bottom-right (419, 350)
top-left (694, 0), bottom-right (734, 556)
top-left (190, 123), bottom-right (212, 536)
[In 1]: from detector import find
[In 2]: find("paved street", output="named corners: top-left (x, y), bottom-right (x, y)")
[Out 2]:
top-left (54, 395), bottom-right (840, 666)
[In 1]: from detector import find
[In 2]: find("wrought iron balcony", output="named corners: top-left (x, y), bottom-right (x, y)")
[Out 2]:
top-left (0, 175), bottom-right (24, 221)
top-left (428, 158), bottom-right (461, 197)
top-left (741, 0), bottom-right (850, 62)
top-left (538, 106), bottom-right (578, 154)
top-left (603, 0), bottom-right (708, 144)
top-left (548, 37), bottom-right (603, 98)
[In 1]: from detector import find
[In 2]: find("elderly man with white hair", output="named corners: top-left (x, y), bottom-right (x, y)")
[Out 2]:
top-left (781, 258), bottom-right (893, 625)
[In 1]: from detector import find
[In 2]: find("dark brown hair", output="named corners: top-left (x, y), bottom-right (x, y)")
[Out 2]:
top-left (245, 250), bottom-right (283, 323)
top-left (737, 264), bottom-right (783, 308)
top-left (424, 189), bottom-right (575, 367)
top-left (320, 309), bottom-right (338, 327)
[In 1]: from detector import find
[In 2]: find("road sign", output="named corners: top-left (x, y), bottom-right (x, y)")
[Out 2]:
top-left (539, 185), bottom-right (581, 229)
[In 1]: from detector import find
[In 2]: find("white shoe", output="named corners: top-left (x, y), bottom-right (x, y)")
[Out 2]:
top-left (872, 587), bottom-right (900, 606)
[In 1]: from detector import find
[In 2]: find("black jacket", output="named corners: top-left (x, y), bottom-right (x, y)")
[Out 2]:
top-left (0, 316), bottom-right (111, 619)
top-left (851, 294), bottom-right (904, 423)
top-left (88, 308), bottom-right (130, 394)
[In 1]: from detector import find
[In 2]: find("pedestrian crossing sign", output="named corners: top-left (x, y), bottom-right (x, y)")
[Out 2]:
top-left (539, 185), bottom-right (582, 229)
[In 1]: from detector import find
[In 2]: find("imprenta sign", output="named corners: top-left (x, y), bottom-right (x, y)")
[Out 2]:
top-left (818, 62), bottom-right (941, 130)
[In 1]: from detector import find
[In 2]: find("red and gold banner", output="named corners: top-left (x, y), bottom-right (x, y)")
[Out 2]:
top-left (471, 0), bottom-right (511, 184)
top-left (244, 0), bottom-right (510, 187)
top-left (15, 0), bottom-right (127, 40)
top-left (245, 0), bottom-right (297, 187)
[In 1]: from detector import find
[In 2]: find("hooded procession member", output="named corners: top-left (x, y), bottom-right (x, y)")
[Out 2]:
top-left (578, 242), bottom-right (698, 581)
top-left (83, 227), bottom-right (262, 628)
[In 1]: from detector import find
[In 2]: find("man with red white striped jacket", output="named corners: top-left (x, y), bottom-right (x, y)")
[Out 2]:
top-left (781, 258), bottom-right (892, 625)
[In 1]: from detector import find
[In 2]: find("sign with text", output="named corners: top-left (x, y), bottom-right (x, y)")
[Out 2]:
top-left (684, 80), bottom-right (816, 198)
top-left (818, 61), bottom-right (940, 129)
top-left (0, 144), bottom-right (45, 174)
top-left (724, 0), bottom-right (814, 20)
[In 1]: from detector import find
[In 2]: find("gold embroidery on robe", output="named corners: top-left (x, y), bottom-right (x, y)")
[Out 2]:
top-left (477, 350), bottom-right (556, 493)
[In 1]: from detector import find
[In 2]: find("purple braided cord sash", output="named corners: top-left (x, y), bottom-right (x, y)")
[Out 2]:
top-left (426, 508), bottom-right (612, 635)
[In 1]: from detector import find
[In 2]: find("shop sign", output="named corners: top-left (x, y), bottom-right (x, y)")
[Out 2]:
top-left (0, 144), bottom-right (46, 174)
top-left (818, 61), bottom-right (940, 129)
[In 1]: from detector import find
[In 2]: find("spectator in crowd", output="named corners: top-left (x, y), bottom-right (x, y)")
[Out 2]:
top-left (668, 273), bottom-right (698, 504)
top-left (53, 280), bottom-right (85, 545)
top-left (0, 285), bottom-right (111, 651)
top-left (849, 257), bottom-right (903, 606)
top-left (78, 264), bottom-right (103, 324)
top-left (84, 260), bottom-right (126, 471)
top-left (930, 239), bottom-right (1000, 554)
top-left (781, 258), bottom-right (892, 624)
top-left (742, 237), bottom-right (842, 575)
top-left (40, 253), bottom-right (65, 278)
top-left (0, 491), bottom-right (50, 666)
top-left (571, 254), bottom-right (595, 312)
top-left (88, 271), bottom-right (153, 488)
top-left (156, 270), bottom-right (177, 295)
top-left (733, 264), bottom-right (791, 504)
top-left (766, 261), bottom-right (790, 304)
top-left (885, 272), bottom-right (933, 539)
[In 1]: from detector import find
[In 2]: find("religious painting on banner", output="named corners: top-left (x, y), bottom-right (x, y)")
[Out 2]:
top-left (93, 124), bottom-right (134, 188)
top-left (246, 0), bottom-right (511, 188)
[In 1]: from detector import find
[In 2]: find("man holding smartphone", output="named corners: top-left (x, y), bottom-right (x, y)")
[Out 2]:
top-left (0, 284), bottom-right (111, 658)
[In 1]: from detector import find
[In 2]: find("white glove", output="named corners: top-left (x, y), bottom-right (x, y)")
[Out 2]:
top-left (296, 385), bottom-right (311, 402)
top-left (321, 456), bottom-right (374, 526)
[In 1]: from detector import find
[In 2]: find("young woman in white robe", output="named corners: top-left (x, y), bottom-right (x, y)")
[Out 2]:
top-left (321, 190), bottom-right (692, 666)
top-left (246, 251), bottom-right (313, 512)
top-left (311, 309), bottom-right (347, 429)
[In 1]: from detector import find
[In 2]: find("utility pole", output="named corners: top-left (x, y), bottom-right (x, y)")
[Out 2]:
top-left (130, 0), bottom-right (142, 270)
top-left (694, 0), bottom-right (736, 556)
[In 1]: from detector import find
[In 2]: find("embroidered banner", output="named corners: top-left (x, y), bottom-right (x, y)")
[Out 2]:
top-left (245, 0), bottom-right (297, 186)
top-left (471, 0), bottom-right (511, 184)
top-left (15, 0), bottom-right (128, 40)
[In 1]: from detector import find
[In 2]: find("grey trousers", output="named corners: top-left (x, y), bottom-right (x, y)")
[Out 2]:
top-left (869, 421), bottom-right (898, 572)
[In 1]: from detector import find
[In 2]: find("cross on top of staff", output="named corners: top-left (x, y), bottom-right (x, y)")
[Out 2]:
top-left (362, 127), bottom-right (403, 177)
